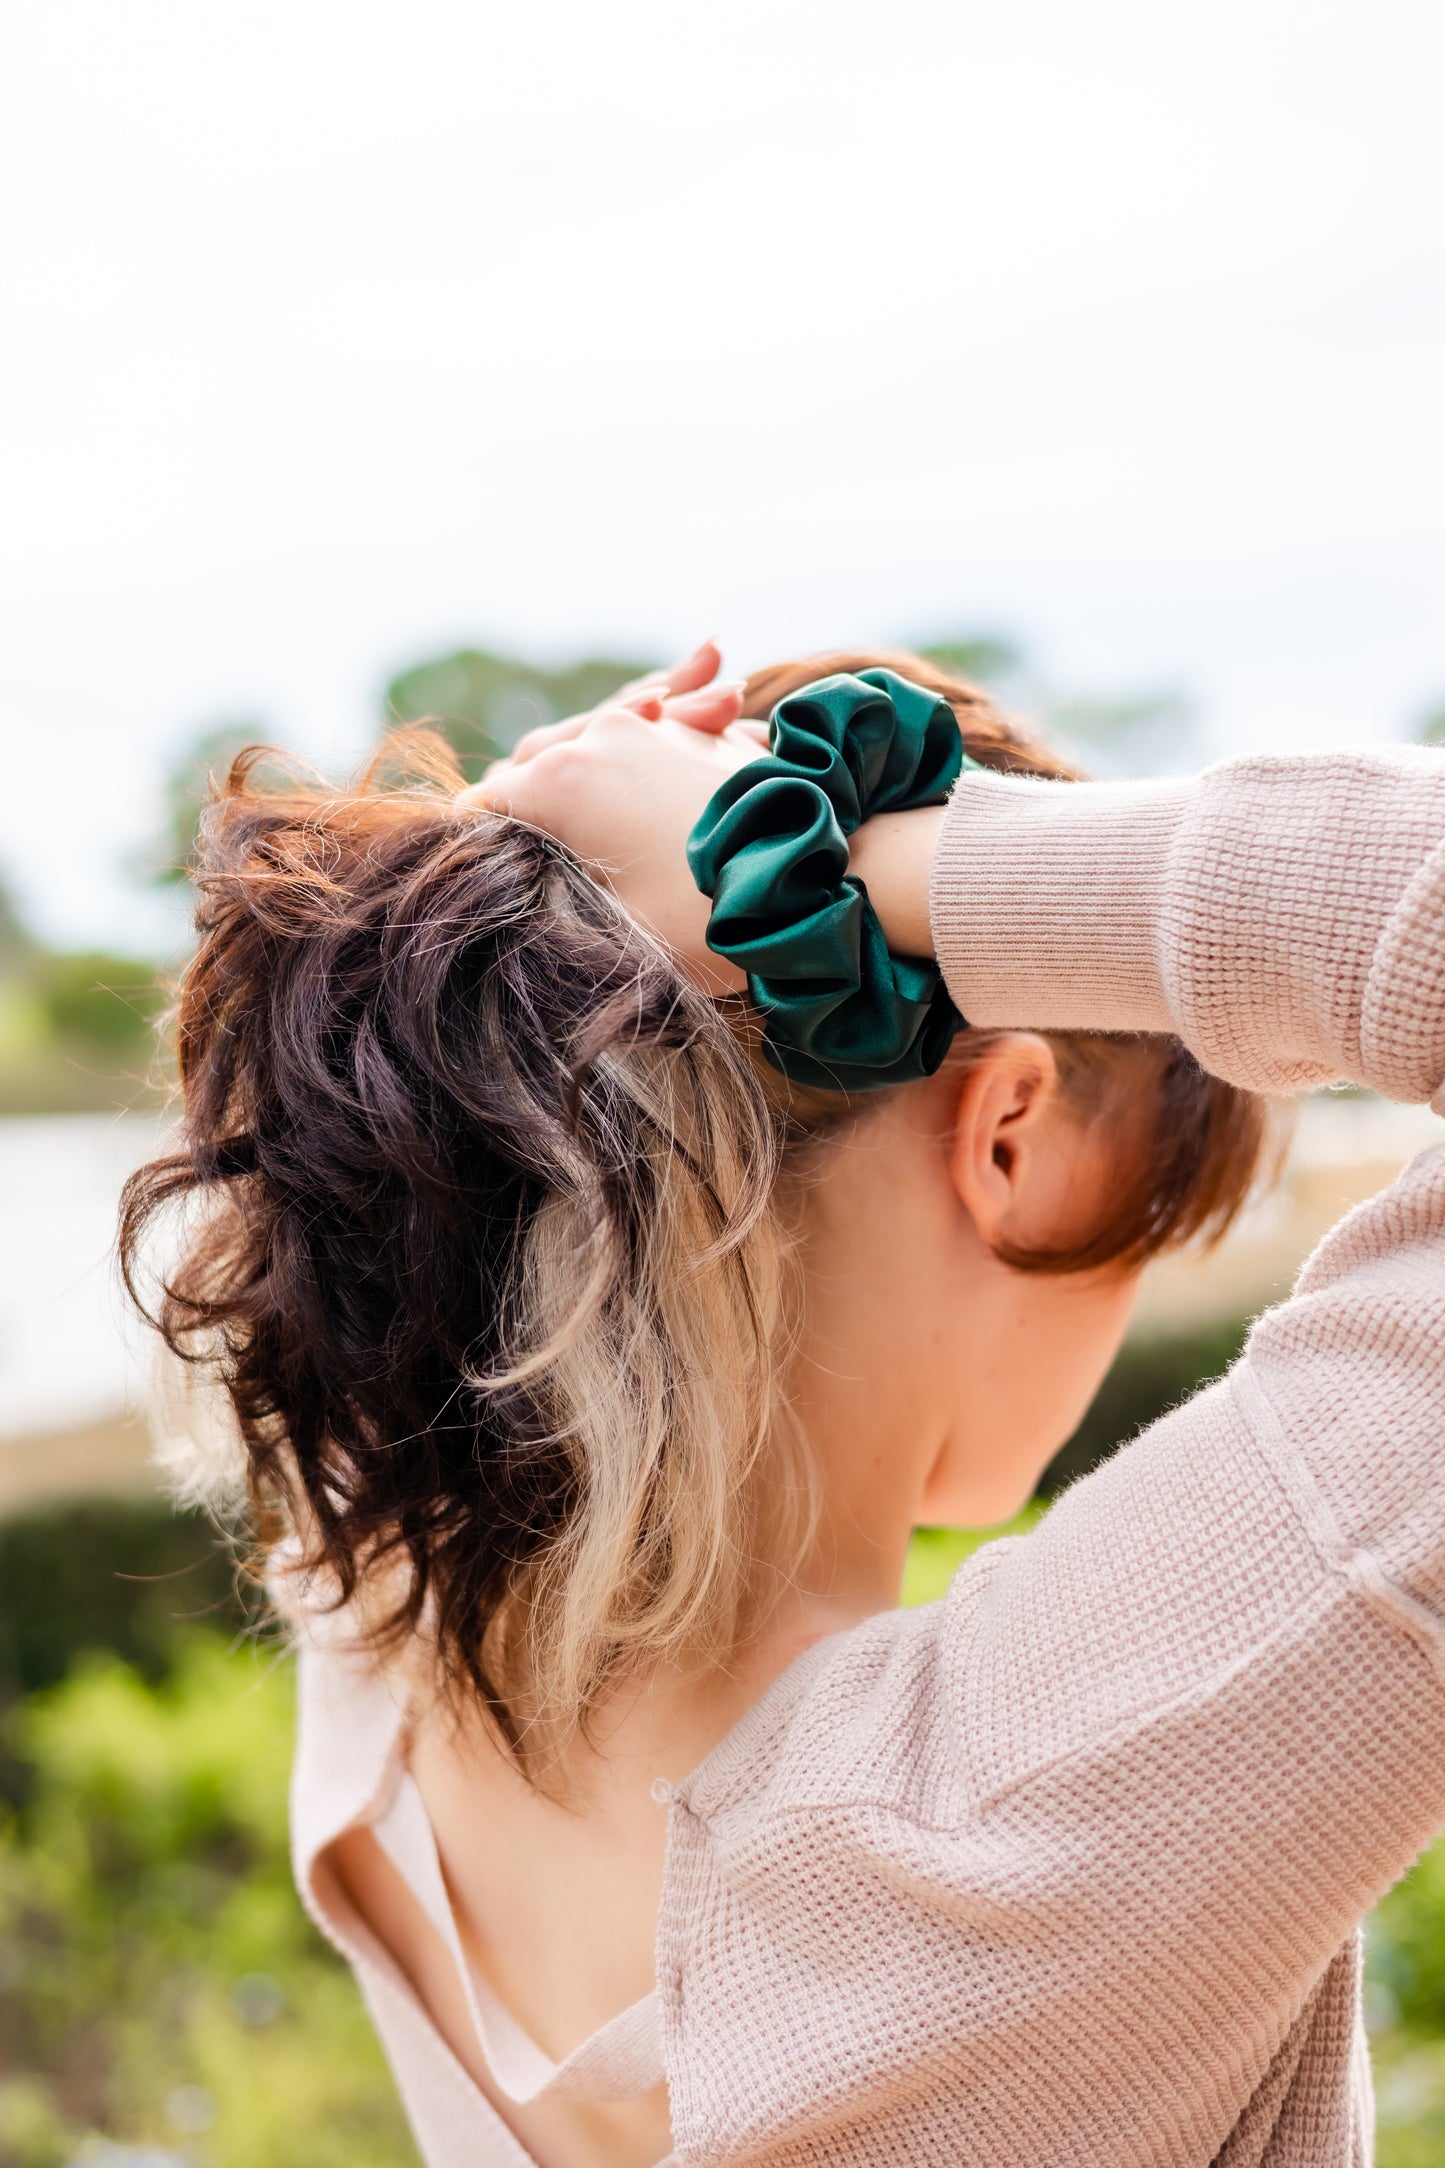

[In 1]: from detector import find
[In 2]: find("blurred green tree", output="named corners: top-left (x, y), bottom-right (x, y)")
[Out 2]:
top-left (917, 635), bottom-right (1025, 685)
top-left (1043, 689), bottom-right (1202, 775)
top-left (915, 633), bottom-right (1202, 776)
top-left (384, 648), bottom-right (654, 781)
top-left (142, 720), bottom-right (271, 889)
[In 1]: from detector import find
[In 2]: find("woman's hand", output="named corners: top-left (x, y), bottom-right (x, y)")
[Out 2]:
top-left (459, 644), bottom-right (766, 994)
top-left (500, 641), bottom-right (760, 764)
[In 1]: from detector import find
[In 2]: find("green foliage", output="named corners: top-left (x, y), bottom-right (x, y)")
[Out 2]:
top-left (142, 722), bottom-right (270, 890)
top-left (25, 953), bottom-right (161, 1056)
top-left (1364, 1847), bottom-right (1445, 2154)
top-left (916, 636), bottom-right (1024, 686)
top-left (901, 1505), bottom-right (1045, 1606)
top-left (914, 634), bottom-right (1204, 776)
top-left (0, 880), bottom-right (167, 1115)
top-left (1373, 1841), bottom-right (1445, 2033)
top-left (1041, 1316), bottom-right (1252, 1494)
top-left (1415, 705), bottom-right (1445, 748)
top-left (1043, 689), bottom-right (1201, 775)
top-left (0, 1501), bottom-right (246, 1714)
top-left (0, 1637), bottom-right (415, 2168)
top-left (0, 886), bottom-right (34, 976)
top-left (383, 648), bottom-right (654, 781)
top-left (0, 1505), bottom-right (400, 2163)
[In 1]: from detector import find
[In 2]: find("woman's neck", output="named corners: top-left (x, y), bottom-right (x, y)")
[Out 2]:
top-left (768, 1201), bottom-right (951, 1627)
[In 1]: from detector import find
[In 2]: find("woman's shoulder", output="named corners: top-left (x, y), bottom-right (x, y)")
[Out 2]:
top-left (669, 1552), bottom-right (1022, 1839)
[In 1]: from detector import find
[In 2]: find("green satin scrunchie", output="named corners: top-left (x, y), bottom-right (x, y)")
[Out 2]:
top-left (686, 668), bottom-right (979, 1092)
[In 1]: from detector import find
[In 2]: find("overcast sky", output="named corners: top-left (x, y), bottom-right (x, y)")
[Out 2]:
top-left (2, 0), bottom-right (1443, 952)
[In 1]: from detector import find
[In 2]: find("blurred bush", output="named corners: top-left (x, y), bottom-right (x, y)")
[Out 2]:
top-left (0, 1637), bottom-right (414, 2168)
top-left (0, 1507), bottom-right (408, 2165)
top-left (0, 1504), bottom-right (245, 1712)
top-left (1364, 1837), bottom-right (1445, 2159)
top-left (0, 881), bottom-right (164, 1117)
top-left (1040, 1317), bottom-right (1253, 1494)
top-left (141, 724), bottom-right (269, 892)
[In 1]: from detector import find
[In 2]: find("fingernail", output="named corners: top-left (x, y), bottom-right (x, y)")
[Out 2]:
top-left (674, 681), bottom-right (745, 709)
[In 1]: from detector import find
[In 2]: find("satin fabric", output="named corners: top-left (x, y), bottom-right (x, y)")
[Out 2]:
top-left (687, 669), bottom-right (976, 1090)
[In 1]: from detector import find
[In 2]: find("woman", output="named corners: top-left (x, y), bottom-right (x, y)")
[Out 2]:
top-left (122, 641), bottom-right (1445, 2167)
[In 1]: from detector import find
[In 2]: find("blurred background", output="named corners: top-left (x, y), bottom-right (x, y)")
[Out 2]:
top-left (2, 2), bottom-right (1444, 2163)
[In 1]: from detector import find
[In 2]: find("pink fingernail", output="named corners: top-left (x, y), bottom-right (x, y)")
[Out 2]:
top-left (675, 682), bottom-right (744, 707)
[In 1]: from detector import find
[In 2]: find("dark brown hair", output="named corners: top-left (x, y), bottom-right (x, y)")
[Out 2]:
top-left (121, 731), bottom-right (792, 1758)
top-left (119, 652), bottom-right (1269, 1766)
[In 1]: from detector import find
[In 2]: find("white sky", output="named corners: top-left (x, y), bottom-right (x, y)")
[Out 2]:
top-left (2, 0), bottom-right (1442, 952)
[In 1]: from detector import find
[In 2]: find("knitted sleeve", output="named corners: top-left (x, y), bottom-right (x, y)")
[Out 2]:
top-left (922, 748), bottom-right (1445, 2099)
top-left (930, 748), bottom-right (1445, 1103)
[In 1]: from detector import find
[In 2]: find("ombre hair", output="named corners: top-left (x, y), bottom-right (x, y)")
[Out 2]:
top-left (120, 652), bottom-right (1268, 1777)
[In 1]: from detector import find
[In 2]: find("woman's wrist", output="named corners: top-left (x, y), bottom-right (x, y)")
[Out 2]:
top-left (847, 806), bottom-right (945, 960)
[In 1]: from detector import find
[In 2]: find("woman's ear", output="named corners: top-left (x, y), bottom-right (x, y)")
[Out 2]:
top-left (945, 1033), bottom-right (1061, 1249)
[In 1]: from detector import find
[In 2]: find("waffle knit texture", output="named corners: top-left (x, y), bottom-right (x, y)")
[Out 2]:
top-left (293, 747), bottom-right (1445, 2166)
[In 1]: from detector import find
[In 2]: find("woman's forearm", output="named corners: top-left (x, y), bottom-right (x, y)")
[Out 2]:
top-left (923, 751), bottom-right (1445, 1106)
top-left (845, 806), bottom-right (945, 962)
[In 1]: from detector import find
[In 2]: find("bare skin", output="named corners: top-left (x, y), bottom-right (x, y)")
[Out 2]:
top-left (459, 640), bottom-right (938, 991)
top-left (328, 649), bottom-right (1140, 2168)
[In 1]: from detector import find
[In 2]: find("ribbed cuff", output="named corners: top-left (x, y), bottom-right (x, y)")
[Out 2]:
top-left (928, 769), bottom-right (1193, 1034)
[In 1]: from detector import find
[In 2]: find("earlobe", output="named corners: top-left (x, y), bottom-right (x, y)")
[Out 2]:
top-left (946, 1034), bottom-right (1059, 1247)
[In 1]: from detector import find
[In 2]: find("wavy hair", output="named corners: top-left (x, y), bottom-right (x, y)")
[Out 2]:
top-left (121, 731), bottom-right (794, 1764)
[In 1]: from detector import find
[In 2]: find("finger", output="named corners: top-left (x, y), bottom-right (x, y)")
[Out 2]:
top-left (615, 640), bottom-right (721, 707)
top-left (661, 682), bottom-right (748, 735)
top-left (511, 684), bottom-right (666, 762)
top-left (508, 713), bottom-right (600, 764)
top-left (457, 760), bottom-right (518, 814)
top-left (659, 639), bottom-right (724, 699)
top-left (613, 663), bottom-right (671, 703)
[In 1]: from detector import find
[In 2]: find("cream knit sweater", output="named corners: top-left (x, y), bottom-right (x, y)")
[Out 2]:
top-left (293, 748), bottom-right (1445, 2166)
